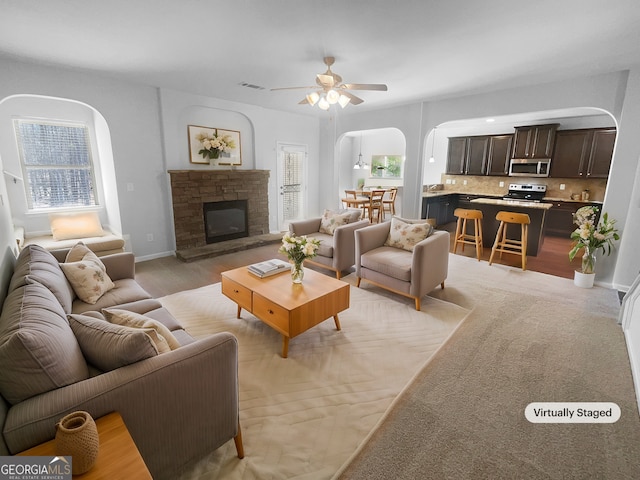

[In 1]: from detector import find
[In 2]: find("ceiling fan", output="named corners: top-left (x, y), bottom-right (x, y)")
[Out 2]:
top-left (271, 56), bottom-right (387, 110)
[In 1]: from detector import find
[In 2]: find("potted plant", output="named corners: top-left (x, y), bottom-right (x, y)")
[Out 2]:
top-left (569, 205), bottom-right (619, 288)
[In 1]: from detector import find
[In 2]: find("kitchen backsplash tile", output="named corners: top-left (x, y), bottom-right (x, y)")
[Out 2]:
top-left (437, 175), bottom-right (607, 202)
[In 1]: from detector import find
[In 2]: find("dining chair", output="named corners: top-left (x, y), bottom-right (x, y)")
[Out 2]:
top-left (343, 190), bottom-right (370, 219)
top-left (368, 189), bottom-right (386, 223)
top-left (382, 188), bottom-right (398, 216)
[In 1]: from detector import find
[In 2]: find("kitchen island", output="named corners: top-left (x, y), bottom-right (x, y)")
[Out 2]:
top-left (469, 198), bottom-right (552, 256)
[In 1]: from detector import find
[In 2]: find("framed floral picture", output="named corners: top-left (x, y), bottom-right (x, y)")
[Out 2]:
top-left (188, 125), bottom-right (216, 164)
top-left (216, 129), bottom-right (242, 166)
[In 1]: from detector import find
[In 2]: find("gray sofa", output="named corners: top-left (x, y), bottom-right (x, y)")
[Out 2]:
top-left (289, 211), bottom-right (369, 279)
top-left (0, 244), bottom-right (242, 479)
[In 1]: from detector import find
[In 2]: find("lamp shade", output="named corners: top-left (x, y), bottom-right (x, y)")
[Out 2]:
top-left (326, 89), bottom-right (340, 104)
top-left (318, 96), bottom-right (330, 110)
top-left (306, 92), bottom-right (320, 106)
top-left (338, 94), bottom-right (351, 108)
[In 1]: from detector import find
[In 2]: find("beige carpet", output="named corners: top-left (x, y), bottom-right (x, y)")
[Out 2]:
top-left (159, 273), bottom-right (469, 479)
top-left (335, 255), bottom-right (640, 479)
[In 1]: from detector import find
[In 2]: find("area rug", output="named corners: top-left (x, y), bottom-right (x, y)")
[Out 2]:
top-left (335, 256), bottom-right (640, 479)
top-left (159, 275), bottom-right (470, 479)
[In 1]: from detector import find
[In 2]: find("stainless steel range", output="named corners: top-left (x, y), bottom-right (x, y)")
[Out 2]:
top-left (502, 183), bottom-right (547, 202)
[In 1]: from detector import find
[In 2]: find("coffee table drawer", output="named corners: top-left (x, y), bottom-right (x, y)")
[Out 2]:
top-left (222, 278), bottom-right (252, 311)
top-left (253, 294), bottom-right (289, 335)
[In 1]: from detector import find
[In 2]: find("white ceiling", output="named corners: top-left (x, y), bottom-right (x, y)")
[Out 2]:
top-left (1, 0), bottom-right (640, 118)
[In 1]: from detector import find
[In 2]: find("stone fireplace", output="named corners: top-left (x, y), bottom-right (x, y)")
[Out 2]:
top-left (168, 170), bottom-right (270, 254)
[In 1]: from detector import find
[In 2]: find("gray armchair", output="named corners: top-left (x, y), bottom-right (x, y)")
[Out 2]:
top-left (355, 222), bottom-right (449, 310)
top-left (289, 215), bottom-right (369, 279)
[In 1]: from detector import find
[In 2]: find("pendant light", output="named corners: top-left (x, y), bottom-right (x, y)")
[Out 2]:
top-left (353, 133), bottom-right (369, 169)
top-left (429, 127), bottom-right (437, 163)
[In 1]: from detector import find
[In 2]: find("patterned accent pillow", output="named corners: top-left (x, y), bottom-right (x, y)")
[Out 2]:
top-left (384, 216), bottom-right (434, 252)
top-left (60, 242), bottom-right (115, 304)
top-left (68, 313), bottom-right (160, 371)
top-left (318, 210), bottom-right (352, 235)
top-left (102, 308), bottom-right (181, 351)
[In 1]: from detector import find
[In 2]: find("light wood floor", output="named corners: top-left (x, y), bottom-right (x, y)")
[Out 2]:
top-left (135, 228), bottom-right (580, 297)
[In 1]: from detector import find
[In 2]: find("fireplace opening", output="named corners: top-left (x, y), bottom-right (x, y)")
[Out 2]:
top-left (203, 200), bottom-right (249, 244)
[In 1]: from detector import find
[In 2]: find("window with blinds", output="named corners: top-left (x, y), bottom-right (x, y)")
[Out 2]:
top-left (14, 119), bottom-right (98, 210)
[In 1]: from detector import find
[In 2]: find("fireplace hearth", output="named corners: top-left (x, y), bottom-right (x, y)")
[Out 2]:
top-left (203, 200), bottom-right (248, 244)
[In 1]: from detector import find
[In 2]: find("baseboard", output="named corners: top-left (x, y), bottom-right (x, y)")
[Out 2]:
top-left (134, 250), bottom-right (174, 262)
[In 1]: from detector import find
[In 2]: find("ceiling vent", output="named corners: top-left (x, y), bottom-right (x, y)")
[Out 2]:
top-left (238, 82), bottom-right (265, 90)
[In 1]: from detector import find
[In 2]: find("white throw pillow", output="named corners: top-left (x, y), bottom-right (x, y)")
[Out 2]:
top-left (384, 216), bottom-right (434, 252)
top-left (60, 243), bottom-right (115, 304)
top-left (318, 210), bottom-right (352, 235)
top-left (49, 212), bottom-right (105, 241)
top-left (102, 308), bottom-right (180, 352)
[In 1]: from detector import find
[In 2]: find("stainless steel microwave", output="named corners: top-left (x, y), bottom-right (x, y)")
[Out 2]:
top-left (508, 158), bottom-right (551, 177)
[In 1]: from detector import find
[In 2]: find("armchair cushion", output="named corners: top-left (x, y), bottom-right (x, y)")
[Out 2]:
top-left (318, 210), bottom-right (352, 235)
top-left (360, 246), bottom-right (412, 282)
top-left (384, 216), bottom-right (434, 252)
top-left (312, 232), bottom-right (335, 258)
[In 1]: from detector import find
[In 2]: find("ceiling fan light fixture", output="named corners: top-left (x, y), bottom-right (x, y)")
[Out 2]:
top-left (338, 94), bottom-right (351, 108)
top-left (326, 89), bottom-right (340, 104)
top-left (318, 96), bottom-right (330, 110)
top-left (306, 92), bottom-right (320, 106)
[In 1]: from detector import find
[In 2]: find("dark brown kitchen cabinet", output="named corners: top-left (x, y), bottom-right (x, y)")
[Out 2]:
top-left (446, 136), bottom-right (492, 175)
top-left (546, 201), bottom-right (601, 237)
top-left (487, 134), bottom-right (513, 175)
top-left (512, 124), bottom-right (559, 159)
top-left (466, 136), bottom-right (489, 175)
top-left (551, 128), bottom-right (616, 178)
top-left (446, 137), bottom-right (467, 174)
top-left (587, 129), bottom-right (616, 178)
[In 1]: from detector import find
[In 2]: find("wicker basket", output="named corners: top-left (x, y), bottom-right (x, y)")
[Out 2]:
top-left (55, 411), bottom-right (100, 475)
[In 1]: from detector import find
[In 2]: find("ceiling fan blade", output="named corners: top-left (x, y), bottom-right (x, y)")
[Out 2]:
top-left (298, 97), bottom-right (310, 105)
top-left (271, 86), bottom-right (317, 91)
top-left (341, 83), bottom-right (388, 91)
top-left (339, 91), bottom-right (364, 105)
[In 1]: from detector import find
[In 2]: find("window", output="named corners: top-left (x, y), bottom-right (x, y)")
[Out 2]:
top-left (14, 119), bottom-right (98, 210)
top-left (371, 155), bottom-right (403, 178)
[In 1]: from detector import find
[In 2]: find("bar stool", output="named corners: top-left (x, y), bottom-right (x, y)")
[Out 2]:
top-left (489, 211), bottom-right (530, 271)
top-left (452, 208), bottom-right (484, 261)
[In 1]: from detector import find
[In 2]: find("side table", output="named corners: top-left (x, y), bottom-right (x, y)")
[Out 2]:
top-left (17, 411), bottom-right (152, 479)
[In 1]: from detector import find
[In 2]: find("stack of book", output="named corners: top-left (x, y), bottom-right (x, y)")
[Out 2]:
top-left (248, 259), bottom-right (290, 278)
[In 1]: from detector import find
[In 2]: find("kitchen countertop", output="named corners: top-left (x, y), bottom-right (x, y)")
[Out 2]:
top-left (470, 198), bottom-right (553, 210)
top-left (422, 191), bottom-right (603, 204)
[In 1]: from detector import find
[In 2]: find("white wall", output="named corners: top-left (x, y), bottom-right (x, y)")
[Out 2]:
top-left (158, 88), bottom-right (320, 234)
top-left (0, 56), bottom-right (168, 259)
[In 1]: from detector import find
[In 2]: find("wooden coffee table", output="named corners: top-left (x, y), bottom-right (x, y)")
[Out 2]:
top-left (221, 266), bottom-right (350, 357)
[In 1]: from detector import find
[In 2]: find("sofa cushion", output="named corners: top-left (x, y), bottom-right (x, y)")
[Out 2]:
top-left (0, 283), bottom-right (89, 405)
top-left (60, 243), bottom-right (115, 304)
top-left (9, 244), bottom-right (75, 312)
top-left (360, 246), bottom-right (412, 282)
top-left (49, 211), bottom-right (105, 241)
top-left (103, 308), bottom-right (181, 351)
top-left (318, 210), bottom-right (352, 235)
top-left (68, 313), bottom-right (163, 371)
top-left (71, 278), bottom-right (154, 314)
top-left (384, 216), bottom-right (434, 252)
